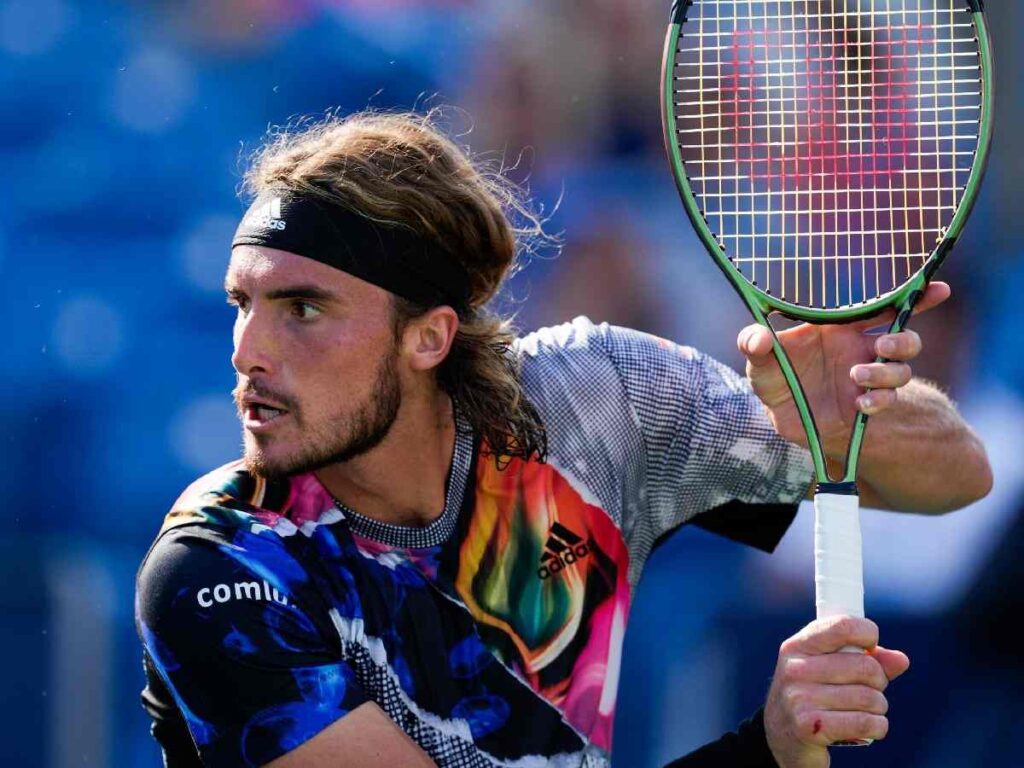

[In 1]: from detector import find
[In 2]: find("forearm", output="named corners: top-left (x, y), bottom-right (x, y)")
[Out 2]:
top-left (826, 379), bottom-right (992, 513)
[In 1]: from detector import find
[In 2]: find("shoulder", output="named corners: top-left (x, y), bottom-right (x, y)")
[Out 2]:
top-left (513, 314), bottom-right (682, 355)
top-left (136, 505), bottom-right (333, 687)
top-left (515, 316), bottom-right (704, 366)
top-left (514, 316), bottom-right (722, 396)
top-left (158, 460), bottom-right (339, 539)
top-left (135, 519), bottom-right (313, 639)
top-left (514, 315), bottom-right (607, 357)
top-left (138, 462), bottom-right (338, 634)
top-left (512, 316), bottom-right (645, 381)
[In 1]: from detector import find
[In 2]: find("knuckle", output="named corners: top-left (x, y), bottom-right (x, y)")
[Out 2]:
top-left (856, 654), bottom-right (877, 675)
top-left (832, 615), bottom-right (876, 645)
top-left (874, 692), bottom-right (890, 716)
top-left (862, 618), bottom-right (880, 642)
top-left (856, 655), bottom-right (883, 684)
top-left (784, 684), bottom-right (813, 713)
top-left (884, 362), bottom-right (909, 382)
top-left (852, 712), bottom-right (877, 736)
top-left (895, 333), bottom-right (922, 359)
top-left (783, 686), bottom-right (802, 710)
top-left (875, 389), bottom-right (897, 407)
top-left (794, 711), bottom-right (823, 740)
top-left (851, 714), bottom-right (890, 741)
top-left (853, 686), bottom-right (888, 714)
top-left (830, 615), bottom-right (857, 638)
top-left (866, 659), bottom-right (889, 690)
top-left (779, 634), bottom-right (804, 657)
top-left (781, 655), bottom-right (807, 682)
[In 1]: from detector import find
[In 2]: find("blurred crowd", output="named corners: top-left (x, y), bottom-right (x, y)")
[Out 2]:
top-left (3, 1), bottom-right (1022, 766)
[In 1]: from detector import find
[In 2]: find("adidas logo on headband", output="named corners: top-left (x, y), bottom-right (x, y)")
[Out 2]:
top-left (245, 196), bottom-right (287, 231)
top-left (232, 190), bottom-right (472, 312)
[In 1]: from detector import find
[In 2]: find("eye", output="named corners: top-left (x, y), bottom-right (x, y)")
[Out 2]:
top-left (291, 301), bottom-right (323, 321)
top-left (227, 292), bottom-right (250, 314)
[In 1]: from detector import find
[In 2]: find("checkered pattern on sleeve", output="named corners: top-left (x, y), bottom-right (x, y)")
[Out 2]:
top-left (516, 317), bottom-right (813, 585)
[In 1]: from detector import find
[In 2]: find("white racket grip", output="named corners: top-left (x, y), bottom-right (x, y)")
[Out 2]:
top-left (814, 491), bottom-right (864, 621)
top-left (814, 490), bottom-right (873, 747)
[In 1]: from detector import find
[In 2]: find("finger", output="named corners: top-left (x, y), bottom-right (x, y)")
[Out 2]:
top-left (914, 281), bottom-right (951, 314)
top-left (795, 711), bottom-right (890, 746)
top-left (873, 330), bottom-right (922, 361)
top-left (781, 616), bottom-right (880, 656)
top-left (868, 646), bottom-right (911, 682)
top-left (857, 387), bottom-right (897, 415)
top-left (781, 653), bottom-right (890, 691)
top-left (737, 324), bottom-right (776, 367)
top-left (739, 325), bottom-right (796, 409)
top-left (850, 362), bottom-right (913, 390)
top-left (789, 683), bottom-right (889, 716)
top-left (849, 281), bottom-right (951, 332)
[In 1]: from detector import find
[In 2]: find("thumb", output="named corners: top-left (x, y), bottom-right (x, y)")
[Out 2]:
top-left (738, 325), bottom-right (794, 409)
top-left (738, 324), bottom-right (776, 368)
top-left (868, 646), bottom-right (911, 682)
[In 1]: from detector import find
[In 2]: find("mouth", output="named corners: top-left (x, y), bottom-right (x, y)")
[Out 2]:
top-left (242, 403), bottom-right (291, 432)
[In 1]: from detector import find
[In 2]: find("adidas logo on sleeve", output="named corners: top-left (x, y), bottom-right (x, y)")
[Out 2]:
top-left (537, 522), bottom-right (593, 580)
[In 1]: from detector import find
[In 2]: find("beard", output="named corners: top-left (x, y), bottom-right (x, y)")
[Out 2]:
top-left (240, 350), bottom-right (402, 479)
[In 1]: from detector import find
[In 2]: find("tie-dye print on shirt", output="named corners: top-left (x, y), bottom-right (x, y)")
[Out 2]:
top-left (136, 318), bottom-right (813, 767)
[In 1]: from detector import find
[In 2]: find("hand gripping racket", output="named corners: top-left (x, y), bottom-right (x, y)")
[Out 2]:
top-left (661, 0), bottom-right (992, 743)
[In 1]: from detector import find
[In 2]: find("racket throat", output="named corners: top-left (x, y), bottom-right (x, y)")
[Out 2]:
top-left (816, 481), bottom-right (858, 497)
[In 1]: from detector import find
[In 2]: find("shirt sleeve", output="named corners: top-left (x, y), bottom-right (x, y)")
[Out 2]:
top-left (141, 651), bottom-right (204, 768)
top-left (598, 323), bottom-right (814, 551)
top-left (662, 709), bottom-right (779, 768)
top-left (135, 525), bottom-right (368, 768)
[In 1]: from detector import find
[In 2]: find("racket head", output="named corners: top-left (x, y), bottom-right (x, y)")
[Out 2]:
top-left (662, 0), bottom-right (994, 323)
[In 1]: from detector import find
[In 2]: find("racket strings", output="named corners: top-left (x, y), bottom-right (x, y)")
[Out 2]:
top-left (673, 0), bottom-right (983, 310)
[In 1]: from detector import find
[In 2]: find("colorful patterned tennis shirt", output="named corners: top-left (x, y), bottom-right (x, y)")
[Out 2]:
top-left (136, 317), bottom-right (813, 767)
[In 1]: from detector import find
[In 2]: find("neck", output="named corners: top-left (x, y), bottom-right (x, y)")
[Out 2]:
top-left (315, 385), bottom-right (457, 528)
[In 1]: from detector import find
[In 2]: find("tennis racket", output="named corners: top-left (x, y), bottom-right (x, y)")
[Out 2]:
top-left (661, 0), bottom-right (993, 743)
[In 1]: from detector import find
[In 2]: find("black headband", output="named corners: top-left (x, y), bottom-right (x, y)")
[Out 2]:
top-left (231, 191), bottom-right (472, 313)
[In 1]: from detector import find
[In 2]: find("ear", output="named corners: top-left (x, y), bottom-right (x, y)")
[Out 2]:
top-left (401, 305), bottom-right (459, 373)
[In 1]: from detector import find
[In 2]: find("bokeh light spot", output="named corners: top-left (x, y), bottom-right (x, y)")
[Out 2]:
top-left (112, 48), bottom-right (195, 134)
top-left (51, 296), bottom-right (126, 376)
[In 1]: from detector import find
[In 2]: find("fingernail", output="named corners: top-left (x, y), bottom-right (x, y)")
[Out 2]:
top-left (878, 339), bottom-right (896, 356)
top-left (859, 395), bottom-right (875, 413)
top-left (853, 367), bottom-right (870, 385)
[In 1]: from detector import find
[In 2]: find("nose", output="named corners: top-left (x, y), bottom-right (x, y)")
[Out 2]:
top-left (231, 306), bottom-right (276, 377)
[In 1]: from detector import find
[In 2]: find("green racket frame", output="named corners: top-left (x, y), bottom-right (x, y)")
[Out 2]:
top-left (661, 0), bottom-right (994, 485)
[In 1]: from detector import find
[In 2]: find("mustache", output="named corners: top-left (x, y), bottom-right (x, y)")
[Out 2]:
top-left (232, 380), bottom-right (298, 414)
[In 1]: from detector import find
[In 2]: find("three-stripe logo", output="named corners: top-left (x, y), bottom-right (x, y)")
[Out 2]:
top-left (246, 196), bottom-right (287, 230)
top-left (538, 522), bottom-right (592, 580)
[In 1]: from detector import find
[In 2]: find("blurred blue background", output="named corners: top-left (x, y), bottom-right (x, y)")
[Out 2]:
top-left (3, 1), bottom-right (1022, 766)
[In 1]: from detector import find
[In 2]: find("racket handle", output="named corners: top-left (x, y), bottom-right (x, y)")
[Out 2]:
top-left (814, 485), bottom-right (872, 747)
top-left (814, 485), bottom-right (863, 620)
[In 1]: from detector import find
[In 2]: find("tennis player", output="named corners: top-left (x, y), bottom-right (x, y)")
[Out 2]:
top-left (136, 111), bottom-right (991, 768)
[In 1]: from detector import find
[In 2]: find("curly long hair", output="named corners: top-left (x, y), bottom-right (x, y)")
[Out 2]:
top-left (240, 108), bottom-right (550, 462)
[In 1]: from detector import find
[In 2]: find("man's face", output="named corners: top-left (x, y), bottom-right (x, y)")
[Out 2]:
top-left (226, 246), bottom-right (402, 478)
